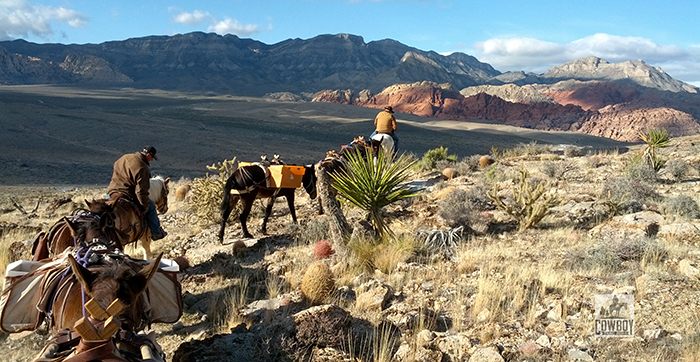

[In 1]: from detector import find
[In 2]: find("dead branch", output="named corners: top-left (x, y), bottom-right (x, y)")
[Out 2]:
top-left (10, 196), bottom-right (27, 214)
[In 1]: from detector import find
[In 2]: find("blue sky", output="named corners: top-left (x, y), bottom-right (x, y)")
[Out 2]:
top-left (1, 0), bottom-right (699, 86)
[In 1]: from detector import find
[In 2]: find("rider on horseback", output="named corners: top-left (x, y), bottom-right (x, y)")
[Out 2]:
top-left (371, 106), bottom-right (399, 153)
top-left (107, 146), bottom-right (168, 240)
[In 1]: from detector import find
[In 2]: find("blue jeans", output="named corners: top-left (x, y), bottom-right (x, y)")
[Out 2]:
top-left (370, 131), bottom-right (399, 153)
top-left (145, 200), bottom-right (164, 238)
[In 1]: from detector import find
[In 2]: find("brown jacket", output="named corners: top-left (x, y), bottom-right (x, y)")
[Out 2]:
top-left (374, 110), bottom-right (397, 134)
top-left (107, 152), bottom-right (151, 208)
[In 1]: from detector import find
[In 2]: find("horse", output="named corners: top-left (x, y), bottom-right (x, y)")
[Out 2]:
top-left (90, 176), bottom-right (170, 260)
top-left (218, 164), bottom-right (317, 241)
top-left (370, 133), bottom-right (395, 160)
top-left (31, 207), bottom-right (123, 262)
top-left (23, 216), bottom-right (166, 361)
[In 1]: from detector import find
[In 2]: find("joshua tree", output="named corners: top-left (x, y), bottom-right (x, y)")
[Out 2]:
top-left (330, 148), bottom-right (419, 239)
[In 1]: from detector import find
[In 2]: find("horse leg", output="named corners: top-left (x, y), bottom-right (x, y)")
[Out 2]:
top-left (141, 235), bottom-right (152, 260)
top-left (285, 190), bottom-right (298, 223)
top-left (239, 194), bottom-right (254, 239)
top-left (218, 194), bottom-right (240, 242)
top-left (261, 196), bottom-right (275, 235)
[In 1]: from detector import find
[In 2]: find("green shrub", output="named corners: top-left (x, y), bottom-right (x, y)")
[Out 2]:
top-left (418, 146), bottom-right (457, 170)
top-left (188, 158), bottom-right (237, 225)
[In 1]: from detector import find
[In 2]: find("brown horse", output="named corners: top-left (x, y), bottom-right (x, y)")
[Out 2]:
top-left (31, 208), bottom-right (123, 262)
top-left (91, 176), bottom-right (170, 260)
top-left (25, 216), bottom-right (165, 361)
top-left (218, 164), bottom-right (317, 241)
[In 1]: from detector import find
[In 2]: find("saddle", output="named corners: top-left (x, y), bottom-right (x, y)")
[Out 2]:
top-left (104, 194), bottom-right (149, 243)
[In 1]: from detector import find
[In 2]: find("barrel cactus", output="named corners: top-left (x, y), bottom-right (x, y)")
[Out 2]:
top-left (301, 261), bottom-right (335, 305)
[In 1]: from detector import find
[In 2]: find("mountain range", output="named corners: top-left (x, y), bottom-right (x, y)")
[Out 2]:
top-left (2, 32), bottom-right (700, 142)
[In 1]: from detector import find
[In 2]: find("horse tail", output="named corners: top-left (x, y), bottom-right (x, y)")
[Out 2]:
top-left (219, 170), bottom-right (240, 241)
top-left (221, 171), bottom-right (237, 216)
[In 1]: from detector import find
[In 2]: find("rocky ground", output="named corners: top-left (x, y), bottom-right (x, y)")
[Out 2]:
top-left (2, 136), bottom-right (700, 361)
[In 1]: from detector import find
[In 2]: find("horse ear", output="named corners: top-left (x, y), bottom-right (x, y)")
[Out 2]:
top-left (129, 252), bottom-right (163, 295)
top-left (64, 217), bottom-right (78, 237)
top-left (68, 254), bottom-right (95, 294)
top-left (164, 177), bottom-right (170, 185)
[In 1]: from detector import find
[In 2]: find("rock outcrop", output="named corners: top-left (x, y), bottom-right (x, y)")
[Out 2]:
top-left (578, 105), bottom-right (700, 142)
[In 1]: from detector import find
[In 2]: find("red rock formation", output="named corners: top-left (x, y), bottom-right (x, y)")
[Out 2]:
top-left (354, 82), bottom-right (589, 131)
top-left (540, 81), bottom-right (640, 111)
top-left (314, 81), bottom-right (700, 142)
top-left (578, 105), bottom-right (700, 142)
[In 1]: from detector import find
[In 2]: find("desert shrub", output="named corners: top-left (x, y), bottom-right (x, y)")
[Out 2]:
top-left (540, 160), bottom-right (577, 180)
top-left (301, 261), bottom-right (335, 305)
top-left (346, 235), bottom-right (416, 273)
top-left (501, 141), bottom-right (549, 158)
top-left (416, 226), bottom-right (467, 260)
top-left (454, 155), bottom-right (481, 174)
top-left (600, 177), bottom-right (659, 207)
top-left (189, 157), bottom-right (237, 225)
top-left (417, 146), bottom-right (457, 171)
top-left (287, 218), bottom-right (330, 245)
top-left (438, 186), bottom-right (493, 229)
top-left (563, 146), bottom-right (582, 158)
top-left (664, 158), bottom-right (690, 181)
top-left (576, 236), bottom-right (668, 274)
top-left (625, 154), bottom-right (660, 183)
top-left (587, 154), bottom-right (606, 168)
top-left (488, 168), bottom-right (560, 231)
top-left (664, 195), bottom-right (700, 219)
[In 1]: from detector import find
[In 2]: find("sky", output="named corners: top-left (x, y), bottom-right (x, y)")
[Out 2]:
top-left (1, 0), bottom-right (699, 87)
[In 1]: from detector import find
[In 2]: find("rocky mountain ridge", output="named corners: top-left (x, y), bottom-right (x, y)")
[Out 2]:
top-left (1, 33), bottom-right (696, 96)
top-left (0, 32), bottom-right (499, 94)
top-left (3, 32), bottom-right (700, 142)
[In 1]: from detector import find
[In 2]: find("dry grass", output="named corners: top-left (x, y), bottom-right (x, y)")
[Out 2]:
top-left (209, 275), bottom-right (249, 334)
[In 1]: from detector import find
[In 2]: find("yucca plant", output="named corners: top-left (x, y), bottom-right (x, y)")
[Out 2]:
top-left (639, 128), bottom-right (670, 171)
top-left (330, 148), bottom-right (420, 239)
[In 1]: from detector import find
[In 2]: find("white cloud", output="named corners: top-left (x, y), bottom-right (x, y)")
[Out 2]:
top-left (0, 0), bottom-right (87, 40)
top-left (172, 10), bottom-right (211, 26)
top-left (471, 33), bottom-right (700, 85)
top-left (171, 9), bottom-right (259, 36)
top-left (208, 17), bottom-right (258, 36)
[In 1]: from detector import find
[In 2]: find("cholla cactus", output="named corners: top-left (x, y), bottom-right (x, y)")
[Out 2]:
top-left (189, 157), bottom-right (237, 225)
top-left (488, 168), bottom-right (559, 231)
top-left (301, 261), bottom-right (335, 305)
